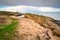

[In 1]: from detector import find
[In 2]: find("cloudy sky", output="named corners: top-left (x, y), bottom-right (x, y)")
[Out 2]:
top-left (0, 0), bottom-right (60, 20)
top-left (0, 0), bottom-right (60, 8)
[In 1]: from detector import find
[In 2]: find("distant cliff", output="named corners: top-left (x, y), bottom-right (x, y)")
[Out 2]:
top-left (0, 11), bottom-right (23, 16)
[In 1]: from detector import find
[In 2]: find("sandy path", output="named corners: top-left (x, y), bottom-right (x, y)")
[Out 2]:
top-left (10, 16), bottom-right (60, 40)
top-left (15, 17), bottom-right (60, 40)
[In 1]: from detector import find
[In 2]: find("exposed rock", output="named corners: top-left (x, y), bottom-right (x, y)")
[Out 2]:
top-left (24, 13), bottom-right (60, 37)
top-left (0, 11), bottom-right (60, 40)
top-left (16, 18), bottom-right (60, 40)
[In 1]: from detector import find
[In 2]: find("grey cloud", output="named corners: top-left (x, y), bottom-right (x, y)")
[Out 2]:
top-left (0, 0), bottom-right (60, 8)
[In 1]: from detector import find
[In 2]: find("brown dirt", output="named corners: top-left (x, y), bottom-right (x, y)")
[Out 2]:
top-left (16, 17), bottom-right (60, 40)
top-left (0, 16), bottom-right (11, 25)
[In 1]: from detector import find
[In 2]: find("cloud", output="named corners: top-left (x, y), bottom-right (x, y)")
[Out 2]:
top-left (0, 5), bottom-right (60, 12)
top-left (39, 7), bottom-right (60, 12)
top-left (0, 0), bottom-right (60, 8)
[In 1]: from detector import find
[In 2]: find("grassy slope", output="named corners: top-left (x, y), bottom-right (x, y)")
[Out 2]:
top-left (24, 13), bottom-right (60, 37)
top-left (0, 17), bottom-right (18, 40)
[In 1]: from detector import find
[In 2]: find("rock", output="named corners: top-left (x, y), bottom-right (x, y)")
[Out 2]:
top-left (16, 18), bottom-right (60, 40)
top-left (24, 13), bottom-right (60, 37)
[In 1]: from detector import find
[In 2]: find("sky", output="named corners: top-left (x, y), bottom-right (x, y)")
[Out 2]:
top-left (0, 0), bottom-right (60, 20)
top-left (0, 5), bottom-right (60, 12)
top-left (0, 0), bottom-right (60, 8)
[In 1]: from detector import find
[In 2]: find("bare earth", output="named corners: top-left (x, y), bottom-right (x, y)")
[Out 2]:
top-left (16, 17), bottom-right (60, 40)
top-left (11, 16), bottom-right (60, 40)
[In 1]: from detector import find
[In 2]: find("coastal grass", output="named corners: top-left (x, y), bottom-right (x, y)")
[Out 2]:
top-left (0, 17), bottom-right (18, 40)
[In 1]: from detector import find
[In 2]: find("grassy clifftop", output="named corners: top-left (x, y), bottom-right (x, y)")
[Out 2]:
top-left (24, 13), bottom-right (60, 37)
top-left (0, 18), bottom-right (18, 40)
top-left (0, 11), bottom-right (24, 16)
top-left (0, 11), bottom-right (60, 40)
top-left (0, 15), bottom-right (18, 40)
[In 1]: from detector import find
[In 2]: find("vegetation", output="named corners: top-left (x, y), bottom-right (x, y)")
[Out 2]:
top-left (0, 17), bottom-right (18, 40)
top-left (24, 13), bottom-right (60, 37)
top-left (0, 11), bottom-right (60, 39)
top-left (0, 11), bottom-right (23, 16)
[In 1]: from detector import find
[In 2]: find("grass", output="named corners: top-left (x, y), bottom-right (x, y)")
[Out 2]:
top-left (0, 18), bottom-right (18, 40)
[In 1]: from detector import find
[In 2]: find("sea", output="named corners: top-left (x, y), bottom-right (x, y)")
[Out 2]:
top-left (33, 12), bottom-right (60, 20)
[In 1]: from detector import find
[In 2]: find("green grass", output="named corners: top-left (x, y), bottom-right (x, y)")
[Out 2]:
top-left (0, 18), bottom-right (18, 40)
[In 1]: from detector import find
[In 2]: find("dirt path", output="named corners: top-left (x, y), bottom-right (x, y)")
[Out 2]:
top-left (10, 16), bottom-right (60, 40)
top-left (16, 17), bottom-right (60, 40)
